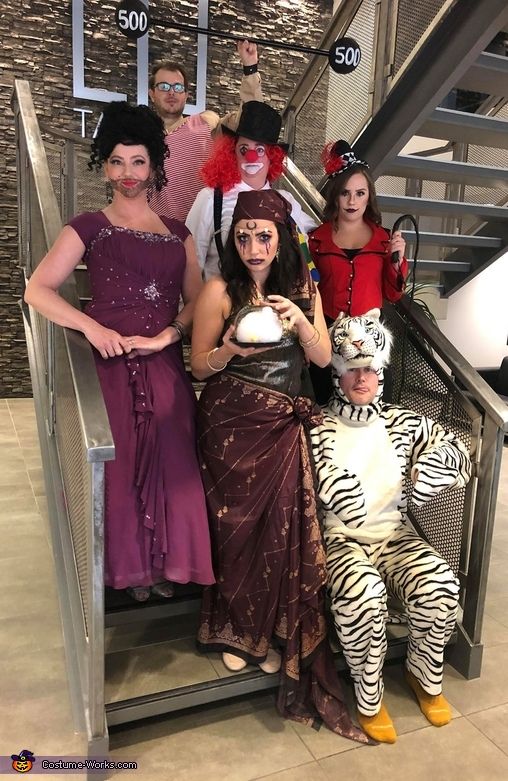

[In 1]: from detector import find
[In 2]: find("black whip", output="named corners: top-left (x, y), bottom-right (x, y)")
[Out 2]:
top-left (391, 214), bottom-right (419, 403)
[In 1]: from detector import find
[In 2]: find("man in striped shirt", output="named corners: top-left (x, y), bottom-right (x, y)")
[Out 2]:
top-left (148, 40), bottom-right (262, 224)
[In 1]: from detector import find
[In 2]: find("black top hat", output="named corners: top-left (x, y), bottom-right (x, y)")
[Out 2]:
top-left (321, 139), bottom-right (368, 177)
top-left (223, 101), bottom-right (289, 150)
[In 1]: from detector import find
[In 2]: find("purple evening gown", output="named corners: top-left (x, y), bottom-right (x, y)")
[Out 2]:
top-left (69, 211), bottom-right (214, 589)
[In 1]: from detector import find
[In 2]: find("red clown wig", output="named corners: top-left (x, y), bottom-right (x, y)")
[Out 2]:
top-left (200, 135), bottom-right (286, 192)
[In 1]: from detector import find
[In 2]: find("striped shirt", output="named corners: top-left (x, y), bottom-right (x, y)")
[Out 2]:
top-left (149, 114), bottom-right (213, 223)
top-left (149, 73), bottom-right (262, 224)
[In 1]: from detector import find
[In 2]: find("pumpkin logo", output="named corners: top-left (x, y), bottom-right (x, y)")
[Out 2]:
top-left (10, 749), bottom-right (36, 773)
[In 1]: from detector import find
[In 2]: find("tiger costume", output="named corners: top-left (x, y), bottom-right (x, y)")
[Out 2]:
top-left (310, 312), bottom-right (472, 741)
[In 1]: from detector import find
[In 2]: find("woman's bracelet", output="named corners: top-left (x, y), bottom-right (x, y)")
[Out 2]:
top-left (170, 320), bottom-right (185, 341)
top-left (299, 327), bottom-right (320, 349)
top-left (206, 348), bottom-right (229, 372)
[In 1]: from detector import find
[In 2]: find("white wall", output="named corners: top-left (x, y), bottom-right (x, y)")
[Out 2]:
top-left (438, 251), bottom-right (508, 368)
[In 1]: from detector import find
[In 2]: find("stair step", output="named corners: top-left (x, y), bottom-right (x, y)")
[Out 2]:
top-left (385, 155), bottom-right (508, 188)
top-left (378, 194), bottom-right (508, 219)
top-left (401, 231), bottom-right (502, 248)
top-left (408, 259), bottom-right (470, 273)
top-left (457, 52), bottom-right (508, 99)
top-left (420, 107), bottom-right (508, 148)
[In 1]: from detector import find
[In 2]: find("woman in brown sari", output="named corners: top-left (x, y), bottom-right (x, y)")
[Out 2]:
top-left (191, 189), bottom-right (367, 742)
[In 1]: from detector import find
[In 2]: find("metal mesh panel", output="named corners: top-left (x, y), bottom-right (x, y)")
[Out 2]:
top-left (75, 148), bottom-right (104, 215)
top-left (383, 304), bottom-right (474, 574)
top-left (54, 327), bottom-right (92, 636)
top-left (44, 141), bottom-right (63, 216)
top-left (293, 0), bottom-right (377, 186)
top-left (376, 175), bottom-right (407, 197)
top-left (464, 104), bottom-right (508, 205)
top-left (393, 0), bottom-right (452, 76)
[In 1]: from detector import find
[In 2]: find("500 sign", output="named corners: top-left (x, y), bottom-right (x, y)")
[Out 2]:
top-left (115, 0), bottom-right (150, 40)
top-left (328, 37), bottom-right (362, 74)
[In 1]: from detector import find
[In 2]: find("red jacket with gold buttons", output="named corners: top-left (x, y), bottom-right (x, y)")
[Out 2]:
top-left (308, 219), bottom-right (408, 320)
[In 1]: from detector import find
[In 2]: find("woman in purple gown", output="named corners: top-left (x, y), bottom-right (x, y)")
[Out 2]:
top-left (25, 101), bottom-right (214, 600)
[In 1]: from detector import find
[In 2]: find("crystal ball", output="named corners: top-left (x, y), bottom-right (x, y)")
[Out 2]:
top-left (234, 304), bottom-right (283, 344)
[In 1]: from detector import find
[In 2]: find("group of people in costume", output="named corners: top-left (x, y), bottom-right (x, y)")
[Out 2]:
top-left (24, 43), bottom-right (472, 745)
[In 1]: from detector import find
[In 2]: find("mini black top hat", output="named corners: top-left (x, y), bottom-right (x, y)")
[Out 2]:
top-left (223, 101), bottom-right (289, 150)
top-left (321, 139), bottom-right (368, 177)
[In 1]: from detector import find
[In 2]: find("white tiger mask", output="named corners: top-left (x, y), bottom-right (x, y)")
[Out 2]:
top-left (330, 309), bottom-right (392, 377)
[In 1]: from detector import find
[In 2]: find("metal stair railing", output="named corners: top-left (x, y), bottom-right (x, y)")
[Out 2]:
top-left (14, 60), bottom-right (508, 747)
top-left (282, 0), bottom-right (508, 294)
top-left (13, 79), bottom-right (113, 758)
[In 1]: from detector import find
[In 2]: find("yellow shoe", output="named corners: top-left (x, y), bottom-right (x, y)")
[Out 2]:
top-left (357, 702), bottom-right (397, 743)
top-left (405, 669), bottom-right (452, 726)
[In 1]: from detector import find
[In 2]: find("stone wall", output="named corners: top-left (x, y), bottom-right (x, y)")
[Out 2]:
top-left (0, 0), bottom-right (332, 396)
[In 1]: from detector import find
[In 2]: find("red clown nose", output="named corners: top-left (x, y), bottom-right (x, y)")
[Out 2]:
top-left (245, 148), bottom-right (260, 163)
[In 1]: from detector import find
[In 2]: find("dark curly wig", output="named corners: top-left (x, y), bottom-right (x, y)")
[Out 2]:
top-left (88, 101), bottom-right (168, 191)
top-left (220, 222), bottom-right (302, 314)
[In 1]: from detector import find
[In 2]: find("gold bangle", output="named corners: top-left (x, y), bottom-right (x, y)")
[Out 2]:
top-left (206, 348), bottom-right (228, 372)
top-left (299, 327), bottom-right (320, 348)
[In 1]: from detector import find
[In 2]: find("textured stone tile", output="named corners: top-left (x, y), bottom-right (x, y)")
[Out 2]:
top-left (109, 694), bottom-right (314, 781)
top-left (484, 597), bottom-right (508, 629)
top-left (0, 611), bottom-right (63, 658)
top-left (443, 643), bottom-right (508, 715)
top-left (252, 761), bottom-right (329, 781)
top-left (0, 578), bottom-right (59, 620)
top-left (319, 717), bottom-right (508, 781)
top-left (0, 646), bottom-right (69, 703)
top-left (0, 524), bottom-right (47, 560)
top-left (0, 691), bottom-right (84, 758)
top-left (0, 469), bottom-right (31, 487)
top-left (0, 552), bottom-right (54, 587)
top-left (486, 563), bottom-right (508, 599)
top-left (468, 703), bottom-right (508, 756)
top-left (292, 660), bottom-right (461, 761)
top-left (105, 637), bottom-right (219, 703)
top-left (480, 614), bottom-right (508, 648)
top-left (105, 613), bottom-right (199, 653)
top-left (0, 494), bottom-right (39, 515)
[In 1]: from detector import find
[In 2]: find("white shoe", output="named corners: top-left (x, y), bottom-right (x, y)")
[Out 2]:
top-left (222, 652), bottom-right (247, 671)
top-left (259, 648), bottom-right (281, 674)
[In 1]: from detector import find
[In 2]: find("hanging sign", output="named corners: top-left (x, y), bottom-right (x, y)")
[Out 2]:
top-left (328, 37), bottom-right (362, 74)
top-left (115, 0), bottom-right (150, 40)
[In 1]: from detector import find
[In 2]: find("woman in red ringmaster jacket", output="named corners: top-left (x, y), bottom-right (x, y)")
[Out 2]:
top-left (308, 140), bottom-right (407, 402)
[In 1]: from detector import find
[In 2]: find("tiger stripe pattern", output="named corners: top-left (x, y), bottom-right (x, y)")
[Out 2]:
top-left (311, 403), bottom-right (471, 715)
top-left (313, 405), bottom-right (472, 531)
top-left (325, 527), bottom-right (460, 714)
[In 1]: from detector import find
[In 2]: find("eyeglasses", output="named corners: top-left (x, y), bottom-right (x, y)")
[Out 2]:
top-left (154, 81), bottom-right (186, 93)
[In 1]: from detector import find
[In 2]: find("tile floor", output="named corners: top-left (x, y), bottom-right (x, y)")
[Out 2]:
top-left (2, 397), bottom-right (508, 781)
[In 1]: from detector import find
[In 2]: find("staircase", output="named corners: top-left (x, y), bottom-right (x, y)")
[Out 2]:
top-left (284, 0), bottom-right (508, 297)
top-left (353, 0), bottom-right (508, 296)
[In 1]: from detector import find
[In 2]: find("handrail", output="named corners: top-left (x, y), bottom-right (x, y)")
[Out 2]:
top-left (354, 0), bottom-right (508, 176)
top-left (281, 0), bottom-right (364, 118)
top-left (13, 79), bottom-right (114, 460)
top-left (284, 153), bottom-right (508, 432)
top-left (13, 80), bottom-right (62, 251)
top-left (397, 295), bottom-right (508, 431)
